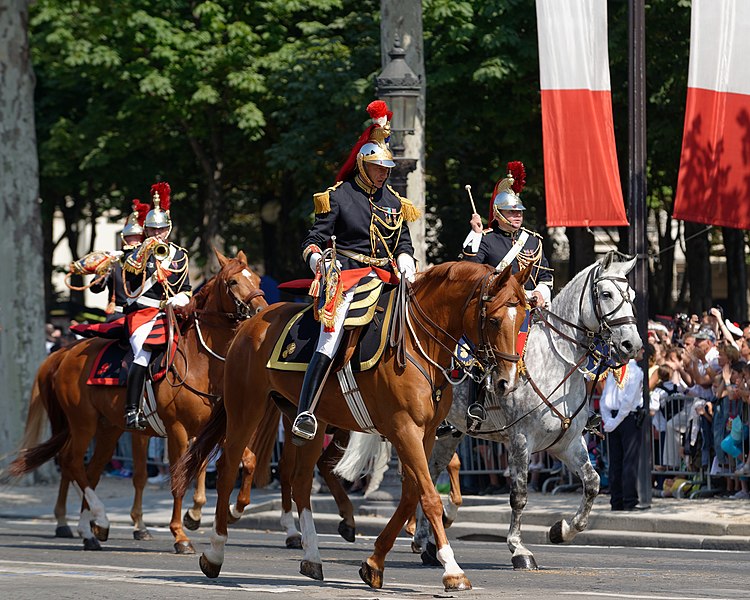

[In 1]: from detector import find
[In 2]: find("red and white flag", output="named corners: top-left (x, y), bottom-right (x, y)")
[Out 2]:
top-left (536, 0), bottom-right (627, 228)
top-left (674, 0), bottom-right (750, 229)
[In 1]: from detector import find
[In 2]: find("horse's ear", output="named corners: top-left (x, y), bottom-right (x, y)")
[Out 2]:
top-left (515, 262), bottom-right (534, 287)
top-left (619, 254), bottom-right (637, 275)
top-left (236, 250), bottom-right (248, 265)
top-left (213, 246), bottom-right (229, 268)
top-left (491, 264), bottom-right (513, 292)
top-left (600, 251), bottom-right (614, 271)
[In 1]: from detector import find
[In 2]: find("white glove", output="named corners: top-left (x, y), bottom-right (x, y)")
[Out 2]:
top-left (107, 250), bottom-right (124, 260)
top-left (397, 253), bottom-right (417, 283)
top-left (308, 252), bottom-right (322, 275)
top-left (462, 230), bottom-right (483, 253)
top-left (166, 292), bottom-right (190, 307)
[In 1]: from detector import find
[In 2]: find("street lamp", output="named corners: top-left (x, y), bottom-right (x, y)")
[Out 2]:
top-left (376, 34), bottom-right (420, 196)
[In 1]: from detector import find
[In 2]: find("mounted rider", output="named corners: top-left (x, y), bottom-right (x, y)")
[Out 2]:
top-left (122, 182), bottom-right (192, 430)
top-left (291, 100), bottom-right (421, 446)
top-left (90, 199), bottom-right (149, 317)
top-left (459, 161), bottom-right (553, 428)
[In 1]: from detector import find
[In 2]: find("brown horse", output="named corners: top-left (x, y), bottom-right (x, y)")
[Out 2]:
top-left (174, 261), bottom-right (530, 591)
top-left (9, 250), bottom-right (268, 552)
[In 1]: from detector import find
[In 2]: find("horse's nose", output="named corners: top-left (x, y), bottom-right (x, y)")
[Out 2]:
top-left (621, 339), bottom-right (634, 353)
top-left (255, 305), bottom-right (264, 315)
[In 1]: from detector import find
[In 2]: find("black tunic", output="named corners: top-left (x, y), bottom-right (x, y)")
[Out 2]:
top-left (302, 178), bottom-right (414, 274)
top-left (123, 244), bottom-right (191, 313)
top-left (462, 224), bottom-right (552, 292)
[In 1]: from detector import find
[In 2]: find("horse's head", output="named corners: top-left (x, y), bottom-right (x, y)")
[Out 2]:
top-left (581, 252), bottom-right (642, 362)
top-left (214, 248), bottom-right (268, 318)
top-left (462, 263), bottom-right (532, 395)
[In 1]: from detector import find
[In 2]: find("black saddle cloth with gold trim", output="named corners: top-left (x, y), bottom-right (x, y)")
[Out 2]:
top-left (268, 285), bottom-right (396, 373)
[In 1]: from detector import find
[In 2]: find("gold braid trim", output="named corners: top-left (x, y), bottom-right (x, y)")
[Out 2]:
top-left (387, 185), bottom-right (421, 222)
top-left (312, 181), bottom-right (343, 214)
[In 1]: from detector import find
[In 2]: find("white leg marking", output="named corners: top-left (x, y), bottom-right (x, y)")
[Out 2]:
top-left (437, 544), bottom-right (464, 577)
top-left (280, 511), bottom-right (299, 537)
top-left (83, 487), bottom-right (109, 529)
top-left (203, 523), bottom-right (227, 566)
top-left (560, 519), bottom-right (572, 542)
top-left (228, 502), bottom-right (244, 521)
top-left (77, 509), bottom-right (93, 539)
top-left (299, 508), bottom-right (321, 565)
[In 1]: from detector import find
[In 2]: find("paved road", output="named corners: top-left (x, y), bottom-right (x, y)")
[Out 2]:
top-left (0, 516), bottom-right (748, 599)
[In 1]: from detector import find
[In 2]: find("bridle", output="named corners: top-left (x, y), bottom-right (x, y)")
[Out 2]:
top-left (480, 263), bottom-right (637, 445)
top-left (166, 274), bottom-right (266, 399)
top-left (398, 270), bottom-right (522, 399)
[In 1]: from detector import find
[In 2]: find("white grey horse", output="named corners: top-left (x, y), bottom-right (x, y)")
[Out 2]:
top-left (409, 253), bottom-right (642, 569)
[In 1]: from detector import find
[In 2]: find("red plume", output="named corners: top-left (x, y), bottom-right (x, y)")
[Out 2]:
top-left (507, 161), bottom-right (526, 194)
top-left (366, 100), bottom-right (392, 122)
top-left (132, 199), bottom-right (150, 226)
top-left (150, 182), bottom-right (171, 212)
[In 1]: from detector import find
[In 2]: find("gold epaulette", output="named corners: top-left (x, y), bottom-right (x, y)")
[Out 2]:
top-left (387, 185), bottom-right (421, 222)
top-left (482, 228), bottom-right (492, 235)
top-left (522, 227), bottom-right (543, 240)
top-left (312, 181), bottom-right (343, 214)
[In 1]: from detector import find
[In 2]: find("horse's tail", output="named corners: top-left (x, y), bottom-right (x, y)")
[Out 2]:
top-left (8, 351), bottom-right (70, 477)
top-left (248, 402), bottom-right (280, 488)
top-left (333, 431), bottom-right (387, 481)
top-left (172, 400), bottom-right (227, 498)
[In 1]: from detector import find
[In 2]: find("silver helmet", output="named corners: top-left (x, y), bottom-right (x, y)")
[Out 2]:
top-left (491, 161), bottom-right (527, 223)
top-left (120, 199), bottom-right (147, 248)
top-left (144, 182), bottom-right (172, 230)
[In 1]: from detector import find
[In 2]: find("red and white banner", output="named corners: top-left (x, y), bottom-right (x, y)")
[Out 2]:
top-left (674, 1), bottom-right (750, 230)
top-left (536, 0), bottom-right (627, 228)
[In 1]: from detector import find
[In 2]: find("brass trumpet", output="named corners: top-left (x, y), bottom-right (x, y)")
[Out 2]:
top-left (125, 236), bottom-right (170, 274)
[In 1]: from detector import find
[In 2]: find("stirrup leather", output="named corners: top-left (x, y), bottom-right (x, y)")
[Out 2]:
top-left (291, 411), bottom-right (318, 441)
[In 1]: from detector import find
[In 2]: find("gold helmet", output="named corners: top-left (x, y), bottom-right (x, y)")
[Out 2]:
top-left (144, 182), bottom-right (172, 232)
top-left (490, 161), bottom-right (527, 226)
top-left (336, 101), bottom-right (395, 185)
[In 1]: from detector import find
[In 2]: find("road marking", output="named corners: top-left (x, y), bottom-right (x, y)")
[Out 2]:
top-left (560, 593), bottom-right (732, 600)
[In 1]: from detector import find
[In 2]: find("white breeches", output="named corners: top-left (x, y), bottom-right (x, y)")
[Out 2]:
top-left (129, 315), bottom-right (158, 366)
top-left (315, 270), bottom-right (376, 358)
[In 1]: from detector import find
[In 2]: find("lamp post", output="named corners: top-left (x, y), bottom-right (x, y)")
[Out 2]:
top-left (376, 34), bottom-right (420, 197)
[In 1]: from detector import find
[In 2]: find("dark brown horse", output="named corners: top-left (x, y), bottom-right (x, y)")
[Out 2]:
top-left (174, 261), bottom-right (530, 591)
top-left (10, 250), bottom-right (268, 552)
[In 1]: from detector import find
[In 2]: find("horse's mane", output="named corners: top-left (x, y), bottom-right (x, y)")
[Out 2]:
top-left (413, 261), bottom-right (526, 307)
top-left (183, 276), bottom-right (218, 316)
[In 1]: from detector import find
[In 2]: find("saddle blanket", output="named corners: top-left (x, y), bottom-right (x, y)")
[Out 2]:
top-left (72, 311), bottom-right (179, 350)
top-left (87, 339), bottom-right (171, 386)
top-left (267, 287), bottom-right (396, 372)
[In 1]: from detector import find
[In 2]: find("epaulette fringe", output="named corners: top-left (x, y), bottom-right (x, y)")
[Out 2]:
top-left (312, 181), bottom-right (343, 214)
top-left (387, 185), bottom-right (421, 222)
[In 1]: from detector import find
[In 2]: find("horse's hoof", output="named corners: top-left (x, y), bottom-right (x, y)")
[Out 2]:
top-left (443, 573), bottom-right (472, 592)
top-left (133, 528), bottom-right (153, 541)
top-left (359, 560), bottom-right (383, 589)
top-left (55, 525), bottom-right (75, 538)
top-left (183, 511), bottom-right (201, 531)
top-left (199, 553), bottom-right (222, 578)
top-left (300, 559), bottom-right (324, 581)
top-left (91, 523), bottom-right (109, 542)
top-left (421, 541), bottom-right (441, 567)
top-left (512, 554), bottom-right (539, 570)
top-left (337, 519), bottom-right (356, 543)
top-left (285, 534), bottom-right (302, 549)
top-left (174, 540), bottom-right (195, 555)
top-left (549, 520), bottom-right (565, 544)
top-left (227, 511), bottom-right (241, 526)
top-left (83, 537), bottom-right (102, 551)
top-left (442, 510), bottom-right (454, 528)
top-left (410, 540), bottom-right (422, 554)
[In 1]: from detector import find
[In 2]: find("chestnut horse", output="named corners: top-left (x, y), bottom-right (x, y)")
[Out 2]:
top-left (9, 250), bottom-right (268, 552)
top-left (174, 261), bottom-right (530, 592)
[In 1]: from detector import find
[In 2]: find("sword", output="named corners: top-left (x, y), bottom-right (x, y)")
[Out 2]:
top-left (465, 184), bottom-right (478, 214)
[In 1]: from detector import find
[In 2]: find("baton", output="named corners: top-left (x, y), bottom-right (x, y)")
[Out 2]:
top-left (465, 184), bottom-right (478, 214)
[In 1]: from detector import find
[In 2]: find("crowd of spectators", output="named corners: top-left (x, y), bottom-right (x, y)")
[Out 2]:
top-left (647, 307), bottom-right (750, 499)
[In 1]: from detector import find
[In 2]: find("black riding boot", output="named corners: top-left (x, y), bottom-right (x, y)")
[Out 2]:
top-left (291, 352), bottom-right (332, 446)
top-left (125, 363), bottom-right (148, 431)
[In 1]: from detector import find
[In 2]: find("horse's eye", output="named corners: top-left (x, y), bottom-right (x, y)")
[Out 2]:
top-left (489, 317), bottom-right (500, 327)
top-left (228, 279), bottom-right (237, 287)
top-left (601, 291), bottom-right (612, 299)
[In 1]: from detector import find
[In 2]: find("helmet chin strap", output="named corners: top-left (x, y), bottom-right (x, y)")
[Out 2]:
top-left (493, 207), bottom-right (521, 232)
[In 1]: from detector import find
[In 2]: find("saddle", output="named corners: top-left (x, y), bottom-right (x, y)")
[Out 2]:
top-left (86, 340), bottom-right (172, 386)
top-left (267, 282), bottom-right (396, 373)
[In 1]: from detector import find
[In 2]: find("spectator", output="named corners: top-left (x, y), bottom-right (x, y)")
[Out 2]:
top-left (600, 346), bottom-right (646, 511)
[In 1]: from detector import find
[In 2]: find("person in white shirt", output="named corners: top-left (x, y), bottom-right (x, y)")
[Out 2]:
top-left (600, 347), bottom-right (646, 511)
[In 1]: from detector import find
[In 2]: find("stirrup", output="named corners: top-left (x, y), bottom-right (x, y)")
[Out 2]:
top-left (466, 403), bottom-right (487, 433)
top-left (125, 408), bottom-right (146, 431)
top-left (291, 411), bottom-right (317, 446)
top-left (436, 421), bottom-right (461, 440)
